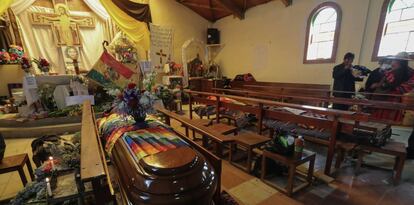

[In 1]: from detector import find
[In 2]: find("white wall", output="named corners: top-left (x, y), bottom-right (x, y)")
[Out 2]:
top-left (150, 0), bottom-right (211, 64)
top-left (213, 0), bottom-right (407, 85)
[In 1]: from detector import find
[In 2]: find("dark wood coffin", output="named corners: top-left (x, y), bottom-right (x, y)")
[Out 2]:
top-left (99, 115), bottom-right (218, 205)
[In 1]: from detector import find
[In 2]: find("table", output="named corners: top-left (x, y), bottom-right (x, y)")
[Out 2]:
top-left (261, 150), bottom-right (315, 196)
top-left (0, 153), bottom-right (34, 186)
top-left (229, 132), bottom-right (270, 173)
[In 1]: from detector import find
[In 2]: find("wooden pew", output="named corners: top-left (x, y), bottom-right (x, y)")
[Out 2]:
top-left (156, 106), bottom-right (236, 157)
top-left (80, 100), bottom-right (114, 204)
top-left (185, 90), bottom-right (408, 180)
top-left (213, 88), bottom-right (414, 124)
top-left (186, 90), bottom-right (347, 175)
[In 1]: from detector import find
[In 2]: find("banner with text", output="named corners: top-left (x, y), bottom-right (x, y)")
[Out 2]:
top-left (150, 24), bottom-right (173, 71)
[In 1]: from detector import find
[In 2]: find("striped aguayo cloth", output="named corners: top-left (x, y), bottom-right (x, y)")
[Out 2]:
top-left (98, 114), bottom-right (187, 163)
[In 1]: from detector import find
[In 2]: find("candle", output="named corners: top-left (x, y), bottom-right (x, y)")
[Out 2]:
top-left (49, 156), bottom-right (55, 171)
top-left (45, 177), bottom-right (52, 196)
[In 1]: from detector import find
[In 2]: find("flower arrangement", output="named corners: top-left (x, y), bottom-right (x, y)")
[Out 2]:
top-left (109, 34), bottom-right (138, 64)
top-left (142, 71), bottom-right (157, 92)
top-left (33, 57), bottom-right (50, 73)
top-left (20, 57), bottom-right (32, 73)
top-left (168, 61), bottom-right (183, 75)
top-left (0, 45), bottom-right (25, 64)
top-left (114, 83), bottom-right (155, 124)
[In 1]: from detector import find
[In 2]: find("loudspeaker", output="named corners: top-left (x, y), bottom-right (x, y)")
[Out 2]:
top-left (207, 28), bottom-right (220, 45)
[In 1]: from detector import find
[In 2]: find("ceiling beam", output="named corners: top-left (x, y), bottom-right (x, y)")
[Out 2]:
top-left (178, 1), bottom-right (227, 12)
top-left (214, 0), bottom-right (245, 19)
top-left (280, 0), bottom-right (292, 7)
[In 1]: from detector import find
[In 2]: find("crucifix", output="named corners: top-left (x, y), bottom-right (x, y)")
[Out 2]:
top-left (29, 0), bottom-right (95, 47)
top-left (155, 49), bottom-right (167, 64)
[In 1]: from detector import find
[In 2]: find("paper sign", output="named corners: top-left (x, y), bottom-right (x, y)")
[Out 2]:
top-left (65, 95), bottom-right (95, 106)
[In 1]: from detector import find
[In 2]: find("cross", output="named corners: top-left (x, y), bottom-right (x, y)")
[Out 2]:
top-left (29, 0), bottom-right (95, 47)
top-left (155, 49), bottom-right (167, 64)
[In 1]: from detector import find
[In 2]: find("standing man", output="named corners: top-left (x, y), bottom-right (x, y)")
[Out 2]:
top-left (332, 53), bottom-right (363, 110)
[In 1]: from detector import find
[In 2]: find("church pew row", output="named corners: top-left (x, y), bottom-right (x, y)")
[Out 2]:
top-left (185, 90), bottom-right (347, 175)
top-left (213, 88), bottom-right (414, 124)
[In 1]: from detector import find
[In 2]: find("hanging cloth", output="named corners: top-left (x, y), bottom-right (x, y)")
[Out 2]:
top-left (0, 0), bottom-right (14, 16)
top-left (99, 0), bottom-right (150, 51)
top-left (112, 0), bottom-right (152, 23)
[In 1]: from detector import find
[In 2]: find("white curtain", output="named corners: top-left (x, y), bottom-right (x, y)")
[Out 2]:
top-left (83, 0), bottom-right (109, 20)
top-left (17, 6), bottom-right (108, 74)
top-left (10, 0), bottom-right (36, 15)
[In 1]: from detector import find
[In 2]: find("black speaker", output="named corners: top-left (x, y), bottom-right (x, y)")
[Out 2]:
top-left (207, 28), bottom-right (220, 45)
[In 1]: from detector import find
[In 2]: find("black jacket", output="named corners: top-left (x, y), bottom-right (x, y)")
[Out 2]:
top-left (332, 63), bottom-right (362, 98)
top-left (365, 67), bottom-right (385, 93)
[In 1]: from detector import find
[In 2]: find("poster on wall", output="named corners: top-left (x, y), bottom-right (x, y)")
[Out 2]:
top-left (150, 24), bottom-right (173, 71)
top-left (61, 46), bottom-right (84, 74)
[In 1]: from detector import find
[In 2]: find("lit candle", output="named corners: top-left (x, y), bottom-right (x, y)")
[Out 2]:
top-left (49, 156), bottom-right (55, 171)
top-left (45, 177), bottom-right (52, 196)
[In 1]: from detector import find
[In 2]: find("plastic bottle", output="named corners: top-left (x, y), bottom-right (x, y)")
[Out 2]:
top-left (294, 136), bottom-right (304, 158)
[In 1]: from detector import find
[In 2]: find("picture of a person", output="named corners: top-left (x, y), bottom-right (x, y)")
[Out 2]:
top-left (65, 46), bottom-right (79, 60)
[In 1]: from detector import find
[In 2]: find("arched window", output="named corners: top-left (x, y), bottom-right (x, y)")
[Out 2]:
top-left (373, 0), bottom-right (414, 60)
top-left (304, 2), bottom-right (342, 64)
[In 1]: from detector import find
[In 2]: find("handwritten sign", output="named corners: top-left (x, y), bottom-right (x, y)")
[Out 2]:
top-left (150, 24), bottom-right (173, 70)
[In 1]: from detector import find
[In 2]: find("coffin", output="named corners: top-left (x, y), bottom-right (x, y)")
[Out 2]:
top-left (97, 114), bottom-right (218, 204)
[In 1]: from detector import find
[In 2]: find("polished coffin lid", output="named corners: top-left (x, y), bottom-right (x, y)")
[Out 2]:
top-left (98, 114), bottom-right (217, 204)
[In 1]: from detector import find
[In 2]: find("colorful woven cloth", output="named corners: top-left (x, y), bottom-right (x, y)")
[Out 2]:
top-left (123, 127), bottom-right (187, 162)
top-left (98, 113), bottom-right (187, 163)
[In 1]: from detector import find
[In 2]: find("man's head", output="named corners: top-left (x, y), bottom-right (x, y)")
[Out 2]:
top-left (343, 52), bottom-right (355, 67)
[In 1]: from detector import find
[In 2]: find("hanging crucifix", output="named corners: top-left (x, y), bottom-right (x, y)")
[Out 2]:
top-left (155, 49), bottom-right (167, 64)
top-left (29, 0), bottom-right (95, 47)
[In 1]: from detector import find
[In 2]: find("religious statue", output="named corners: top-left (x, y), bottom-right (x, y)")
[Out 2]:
top-left (29, 1), bottom-right (95, 47)
top-left (188, 54), bottom-right (204, 77)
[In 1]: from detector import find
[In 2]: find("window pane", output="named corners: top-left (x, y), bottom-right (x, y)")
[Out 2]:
top-left (317, 41), bottom-right (334, 59)
top-left (386, 10), bottom-right (402, 22)
top-left (406, 32), bottom-right (414, 52)
top-left (313, 32), bottom-right (335, 43)
top-left (377, 0), bottom-right (414, 57)
top-left (402, 7), bottom-right (414, 20)
top-left (307, 44), bottom-right (318, 60)
top-left (320, 22), bottom-right (336, 32)
top-left (386, 19), bottom-right (414, 34)
top-left (379, 32), bottom-right (410, 56)
top-left (306, 6), bottom-right (338, 61)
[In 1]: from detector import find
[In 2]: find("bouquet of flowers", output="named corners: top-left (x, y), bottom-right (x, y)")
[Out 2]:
top-left (142, 71), bottom-right (157, 92)
top-left (33, 57), bottom-right (50, 73)
top-left (8, 45), bottom-right (25, 63)
top-left (20, 57), bottom-right (32, 73)
top-left (114, 83), bottom-right (155, 124)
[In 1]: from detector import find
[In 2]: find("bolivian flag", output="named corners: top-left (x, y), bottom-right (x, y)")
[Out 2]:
top-left (86, 51), bottom-right (137, 88)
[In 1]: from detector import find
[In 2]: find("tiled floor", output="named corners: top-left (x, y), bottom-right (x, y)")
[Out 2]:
top-left (1, 107), bottom-right (414, 205)
top-left (0, 138), bottom-right (35, 200)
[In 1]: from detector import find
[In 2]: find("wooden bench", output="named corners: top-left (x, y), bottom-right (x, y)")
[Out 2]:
top-left (261, 150), bottom-right (316, 196)
top-left (80, 101), bottom-right (114, 204)
top-left (356, 141), bottom-right (406, 185)
top-left (0, 153), bottom-right (34, 186)
top-left (156, 106), bottom-right (237, 158)
top-left (229, 132), bottom-right (270, 173)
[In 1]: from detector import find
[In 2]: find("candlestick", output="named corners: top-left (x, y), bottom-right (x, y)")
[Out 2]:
top-left (45, 177), bottom-right (52, 197)
top-left (49, 156), bottom-right (55, 171)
